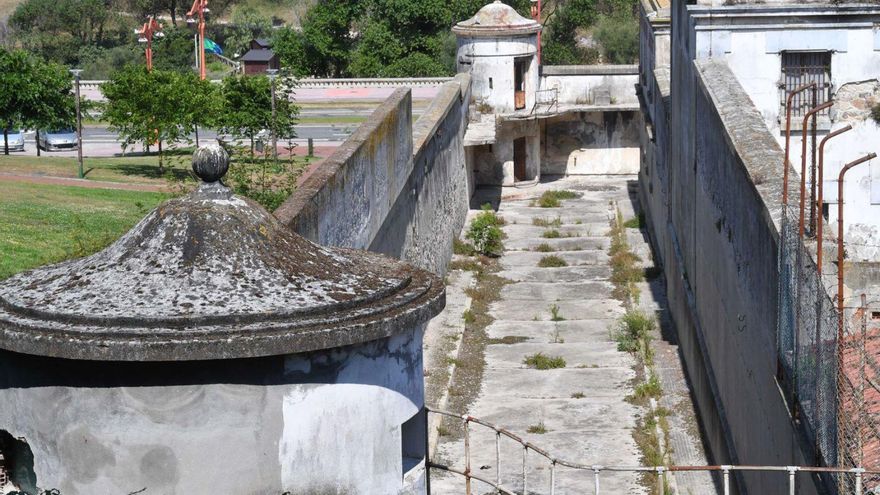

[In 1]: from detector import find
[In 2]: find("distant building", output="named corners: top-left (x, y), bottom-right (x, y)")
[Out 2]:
top-left (456, 1), bottom-right (641, 187)
top-left (240, 39), bottom-right (279, 75)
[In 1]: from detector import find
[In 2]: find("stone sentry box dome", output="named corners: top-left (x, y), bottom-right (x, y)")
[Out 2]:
top-left (454, 0), bottom-right (541, 115)
top-left (0, 145), bottom-right (444, 494)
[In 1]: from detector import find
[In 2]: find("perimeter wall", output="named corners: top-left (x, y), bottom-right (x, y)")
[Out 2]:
top-left (640, 57), bottom-right (821, 494)
top-left (274, 74), bottom-right (473, 275)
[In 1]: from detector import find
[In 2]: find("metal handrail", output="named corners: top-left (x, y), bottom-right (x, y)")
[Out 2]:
top-left (427, 406), bottom-right (878, 495)
top-left (531, 88), bottom-right (559, 116)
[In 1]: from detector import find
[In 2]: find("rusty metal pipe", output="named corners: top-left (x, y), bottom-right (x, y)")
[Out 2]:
top-left (799, 101), bottom-right (834, 240)
top-left (837, 153), bottom-right (877, 337)
top-left (783, 83), bottom-right (816, 205)
top-left (816, 125), bottom-right (853, 275)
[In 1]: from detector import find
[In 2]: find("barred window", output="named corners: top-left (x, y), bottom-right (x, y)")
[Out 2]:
top-left (781, 51), bottom-right (832, 117)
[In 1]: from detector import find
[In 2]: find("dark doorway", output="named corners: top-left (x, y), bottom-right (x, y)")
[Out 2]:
top-left (513, 137), bottom-right (527, 181)
top-left (514, 57), bottom-right (528, 110)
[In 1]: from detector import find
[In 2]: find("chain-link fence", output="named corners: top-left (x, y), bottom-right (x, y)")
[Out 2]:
top-left (777, 203), bottom-right (880, 493)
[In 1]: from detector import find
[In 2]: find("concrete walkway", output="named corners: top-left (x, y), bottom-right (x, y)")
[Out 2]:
top-left (429, 175), bottom-right (719, 495)
top-left (431, 176), bottom-right (646, 495)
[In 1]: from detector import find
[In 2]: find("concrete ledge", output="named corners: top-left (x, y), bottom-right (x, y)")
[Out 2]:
top-left (694, 58), bottom-right (791, 238)
top-left (542, 64), bottom-right (639, 76)
top-left (274, 88), bottom-right (413, 248)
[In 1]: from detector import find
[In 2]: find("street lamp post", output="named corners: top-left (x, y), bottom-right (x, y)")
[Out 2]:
top-left (136, 17), bottom-right (164, 71)
top-left (69, 69), bottom-right (84, 179)
top-left (267, 68), bottom-right (278, 162)
top-left (186, 0), bottom-right (209, 80)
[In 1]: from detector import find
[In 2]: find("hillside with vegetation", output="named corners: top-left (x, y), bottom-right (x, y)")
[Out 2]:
top-left (0, 0), bottom-right (637, 80)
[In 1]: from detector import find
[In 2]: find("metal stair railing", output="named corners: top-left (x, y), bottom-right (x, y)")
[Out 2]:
top-left (427, 406), bottom-right (878, 495)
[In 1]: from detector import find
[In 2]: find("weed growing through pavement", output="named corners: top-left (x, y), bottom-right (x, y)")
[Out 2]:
top-left (533, 216), bottom-right (562, 227)
top-left (549, 303), bottom-right (565, 322)
top-left (535, 243), bottom-right (555, 252)
top-left (523, 352), bottom-right (566, 369)
top-left (538, 255), bottom-right (568, 267)
top-left (527, 421), bottom-right (548, 434)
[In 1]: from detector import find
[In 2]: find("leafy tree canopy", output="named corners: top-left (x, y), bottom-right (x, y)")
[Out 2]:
top-left (216, 74), bottom-right (298, 147)
top-left (0, 48), bottom-right (74, 153)
top-left (274, 0), bottom-right (531, 78)
top-left (103, 66), bottom-right (211, 170)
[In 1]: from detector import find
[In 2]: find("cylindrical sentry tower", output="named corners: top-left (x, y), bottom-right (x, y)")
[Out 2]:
top-left (0, 145), bottom-right (444, 494)
top-left (454, 1), bottom-right (541, 115)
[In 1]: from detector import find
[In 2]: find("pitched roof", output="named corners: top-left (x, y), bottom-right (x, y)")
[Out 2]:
top-left (240, 48), bottom-right (276, 63)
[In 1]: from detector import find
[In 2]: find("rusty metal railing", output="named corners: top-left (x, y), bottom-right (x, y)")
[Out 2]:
top-left (531, 88), bottom-right (559, 116)
top-left (427, 406), bottom-right (878, 495)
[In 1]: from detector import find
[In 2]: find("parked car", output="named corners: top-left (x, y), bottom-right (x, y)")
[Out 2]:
top-left (37, 128), bottom-right (78, 151)
top-left (2, 129), bottom-right (25, 152)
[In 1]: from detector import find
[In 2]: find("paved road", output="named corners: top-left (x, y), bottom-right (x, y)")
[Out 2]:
top-left (5, 122), bottom-right (358, 158)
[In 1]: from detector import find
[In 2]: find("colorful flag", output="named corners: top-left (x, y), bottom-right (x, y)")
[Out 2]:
top-left (204, 39), bottom-right (223, 55)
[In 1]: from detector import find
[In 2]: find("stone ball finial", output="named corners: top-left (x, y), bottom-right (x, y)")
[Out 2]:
top-left (192, 144), bottom-right (229, 183)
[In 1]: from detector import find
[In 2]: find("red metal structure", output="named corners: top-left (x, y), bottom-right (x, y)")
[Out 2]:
top-left (782, 82), bottom-right (815, 206)
top-left (530, 0), bottom-right (542, 65)
top-left (815, 124), bottom-right (852, 276)
top-left (187, 0), bottom-right (209, 80)
top-left (136, 17), bottom-right (164, 72)
top-left (798, 101), bottom-right (832, 239)
top-left (837, 153), bottom-right (877, 336)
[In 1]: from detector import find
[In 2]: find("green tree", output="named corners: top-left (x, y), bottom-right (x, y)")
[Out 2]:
top-left (0, 48), bottom-right (74, 155)
top-left (271, 0), bottom-right (364, 77)
top-left (179, 75), bottom-right (220, 147)
top-left (152, 27), bottom-right (198, 73)
top-left (223, 7), bottom-right (272, 58)
top-left (216, 74), bottom-right (298, 156)
top-left (593, 14), bottom-right (639, 64)
top-left (10, 0), bottom-right (110, 63)
top-left (103, 66), bottom-right (192, 172)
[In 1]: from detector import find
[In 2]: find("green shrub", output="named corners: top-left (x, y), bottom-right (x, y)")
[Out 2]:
top-left (537, 190), bottom-right (580, 208)
top-left (523, 352), bottom-right (567, 370)
top-left (623, 214), bottom-right (644, 229)
top-left (466, 208), bottom-right (505, 256)
top-left (534, 243), bottom-right (555, 252)
top-left (538, 255), bottom-right (568, 268)
top-left (542, 229), bottom-right (562, 239)
top-left (612, 309), bottom-right (656, 363)
top-left (634, 373), bottom-right (662, 400)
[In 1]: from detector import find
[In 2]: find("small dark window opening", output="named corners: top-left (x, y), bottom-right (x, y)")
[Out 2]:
top-left (871, 311), bottom-right (880, 321)
top-left (514, 57), bottom-right (529, 110)
top-left (513, 137), bottom-right (527, 181)
top-left (489, 77), bottom-right (493, 90)
top-left (781, 51), bottom-right (832, 117)
top-left (401, 409), bottom-right (426, 478)
top-left (822, 203), bottom-right (830, 222)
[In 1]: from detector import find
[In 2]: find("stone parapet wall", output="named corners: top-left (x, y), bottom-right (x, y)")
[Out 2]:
top-left (641, 57), bottom-right (822, 494)
top-left (371, 74), bottom-right (473, 274)
top-left (275, 76), bottom-right (472, 275)
top-left (540, 66), bottom-right (638, 107)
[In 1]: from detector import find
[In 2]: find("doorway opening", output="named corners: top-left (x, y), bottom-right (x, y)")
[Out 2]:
top-left (514, 57), bottom-right (529, 110)
top-left (513, 137), bottom-right (527, 181)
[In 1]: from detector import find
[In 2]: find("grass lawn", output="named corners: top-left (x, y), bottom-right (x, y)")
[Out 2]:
top-left (0, 153), bottom-right (192, 185)
top-left (0, 181), bottom-right (167, 280)
top-left (0, 152), bottom-right (319, 185)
